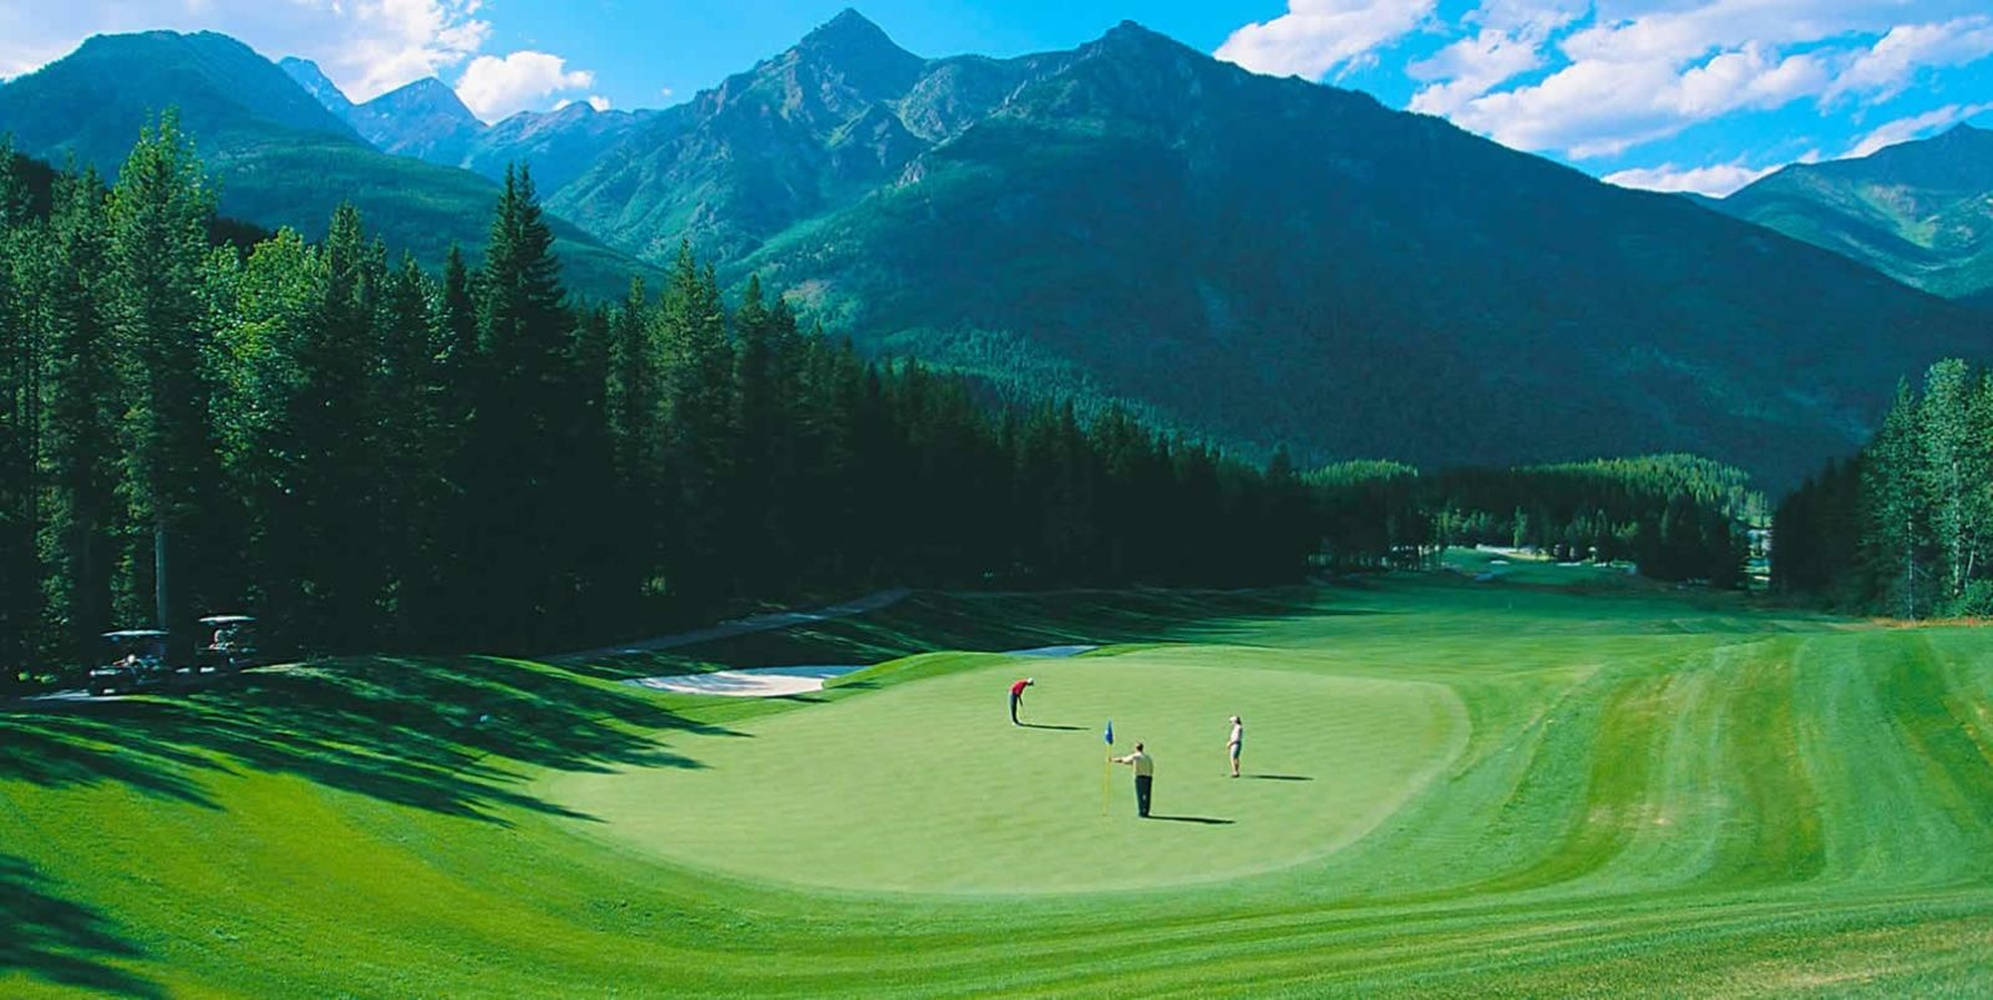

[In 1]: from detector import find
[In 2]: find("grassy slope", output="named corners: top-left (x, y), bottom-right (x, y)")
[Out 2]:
top-left (6, 573), bottom-right (1993, 996)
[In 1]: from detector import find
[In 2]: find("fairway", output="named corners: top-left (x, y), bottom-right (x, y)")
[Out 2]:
top-left (10, 573), bottom-right (1993, 996)
top-left (551, 648), bottom-right (1467, 892)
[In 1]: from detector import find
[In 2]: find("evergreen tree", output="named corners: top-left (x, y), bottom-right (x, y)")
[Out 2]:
top-left (1863, 381), bottom-right (1930, 618)
top-left (655, 242), bottom-right (736, 606)
top-left (374, 254), bottom-right (446, 638)
top-left (35, 166), bottom-right (124, 660)
top-left (288, 204), bottom-right (385, 645)
top-left (106, 110), bottom-right (223, 641)
top-left (464, 165), bottom-right (574, 642)
top-left (0, 146), bottom-right (38, 675)
top-left (1916, 360), bottom-right (1988, 608)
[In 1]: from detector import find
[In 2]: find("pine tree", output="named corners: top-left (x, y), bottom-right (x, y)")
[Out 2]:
top-left (0, 145), bottom-right (40, 675)
top-left (1863, 380), bottom-right (1930, 618)
top-left (107, 110), bottom-right (224, 641)
top-left (655, 241), bottom-right (736, 608)
top-left (731, 275), bottom-right (779, 592)
top-left (464, 165), bottom-right (575, 641)
top-left (1917, 359), bottom-right (1981, 607)
top-left (286, 203), bottom-right (385, 645)
top-left (373, 253), bottom-right (446, 638)
top-left (35, 166), bottom-right (123, 660)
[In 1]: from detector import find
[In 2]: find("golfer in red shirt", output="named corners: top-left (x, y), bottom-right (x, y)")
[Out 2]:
top-left (1009, 677), bottom-right (1034, 725)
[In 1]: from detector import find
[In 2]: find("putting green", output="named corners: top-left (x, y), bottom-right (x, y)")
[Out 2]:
top-left (548, 646), bottom-right (1468, 893)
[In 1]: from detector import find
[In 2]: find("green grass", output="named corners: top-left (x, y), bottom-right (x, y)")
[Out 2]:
top-left (6, 565), bottom-right (1993, 996)
top-left (553, 647), bottom-right (1466, 893)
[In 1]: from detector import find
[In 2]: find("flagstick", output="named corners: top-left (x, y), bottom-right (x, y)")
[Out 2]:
top-left (1100, 755), bottom-right (1108, 817)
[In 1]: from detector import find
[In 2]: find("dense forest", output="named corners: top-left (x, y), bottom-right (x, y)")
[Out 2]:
top-left (1309, 455), bottom-right (1758, 588)
top-left (0, 116), bottom-right (1768, 687)
top-left (1774, 358), bottom-right (1993, 617)
top-left (0, 115), bottom-right (1317, 681)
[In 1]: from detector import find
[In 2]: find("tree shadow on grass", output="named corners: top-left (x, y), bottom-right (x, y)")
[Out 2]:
top-left (0, 854), bottom-right (162, 998)
top-left (0, 655), bottom-right (745, 824)
top-left (1147, 815), bottom-right (1235, 825)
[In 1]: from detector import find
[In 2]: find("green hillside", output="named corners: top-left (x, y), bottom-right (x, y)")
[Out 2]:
top-left (1720, 124), bottom-right (1993, 302)
top-left (0, 31), bottom-right (656, 299)
top-left (731, 23), bottom-right (1991, 485)
top-left (8, 574), bottom-right (1993, 995)
top-left (534, 13), bottom-right (1993, 484)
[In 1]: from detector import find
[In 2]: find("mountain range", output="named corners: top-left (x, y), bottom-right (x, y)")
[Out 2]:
top-left (0, 31), bottom-right (655, 298)
top-left (4, 11), bottom-right (1990, 486)
top-left (1717, 124), bottom-right (1993, 308)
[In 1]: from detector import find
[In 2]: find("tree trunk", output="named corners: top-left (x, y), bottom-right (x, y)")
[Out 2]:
top-left (153, 521), bottom-right (170, 631)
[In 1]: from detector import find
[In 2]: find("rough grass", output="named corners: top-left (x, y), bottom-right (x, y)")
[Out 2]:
top-left (4, 566), bottom-right (1992, 997)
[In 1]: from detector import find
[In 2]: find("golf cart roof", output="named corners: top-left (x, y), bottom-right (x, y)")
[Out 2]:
top-left (102, 629), bottom-right (168, 640)
top-left (198, 615), bottom-right (256, 625)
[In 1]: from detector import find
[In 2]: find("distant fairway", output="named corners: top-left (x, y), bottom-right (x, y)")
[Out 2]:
top-left (8, 570), bottom-right (1993, 996)
top-left (552, 648), bottom-right (1467, 892)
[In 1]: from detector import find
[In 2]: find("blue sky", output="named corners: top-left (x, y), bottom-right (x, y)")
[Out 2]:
top-left (3, 1), bottom-right (1991, 195)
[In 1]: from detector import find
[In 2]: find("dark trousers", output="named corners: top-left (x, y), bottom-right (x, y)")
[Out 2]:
top-left (1009, 693), bottom-right (1021, 724)
top-left (1134, 775), bottom-right (1152, 817)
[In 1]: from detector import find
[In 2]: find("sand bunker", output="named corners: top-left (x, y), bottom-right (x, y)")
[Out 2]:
top-left (624, 643), bottom-right (1097, 698)
top-left (625, 665), bottom-right (862, 697)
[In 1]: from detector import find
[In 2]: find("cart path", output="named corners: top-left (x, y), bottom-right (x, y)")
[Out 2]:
top-left (549, 588), bottom-right (912, 663)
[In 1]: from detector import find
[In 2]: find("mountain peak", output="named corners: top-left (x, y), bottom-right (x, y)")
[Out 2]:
top-left (1933, 121), bottom-right (1988, 144)
top-left (375, 76), bottom-right (473, 113)
top-left (762, 6), bottom-right (923, 108)
top-left (797, 8), bottom-right (909, 60)
top-left (281, 56), bottom-right (354, 115)
top-left (814, 8), bottom-right (882, 36)
top-left (1097, 19), bottom-right (1189, 51)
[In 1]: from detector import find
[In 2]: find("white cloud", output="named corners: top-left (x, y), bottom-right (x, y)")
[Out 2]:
top-left (0, 0), bottom-right (491, 100)
top-left (1373, 0), bottom-right (1993, 161)
top-left (1408, 0), bottom-right (1586, 114)
top-left (1842, 102), bottom-right (1993, 158)
top-left (659, 86), bottom-right (674, 98)
top-left (1411, 0), bottom-right (1993, 160)
top-left (454, 50), bottom-right (593, 122)
top-left (1215, 0), bottom-right (1435, 80)
top-left (1825, 17), bottom-right (1993, 104)
top-left (1442, 45), bottom-right (1830, 158)
top-left (1603, 159), bottom-right (1779, 196)
top-left (1409, 30), bottom-right (1547, 116)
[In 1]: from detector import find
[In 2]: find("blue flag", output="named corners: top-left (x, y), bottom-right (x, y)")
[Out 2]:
top-left (1104, 719), bottom-right (1114, 746)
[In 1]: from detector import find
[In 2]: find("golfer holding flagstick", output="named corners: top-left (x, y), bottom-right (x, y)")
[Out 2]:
top-left (1108, 739), bottom-right (1155, 818)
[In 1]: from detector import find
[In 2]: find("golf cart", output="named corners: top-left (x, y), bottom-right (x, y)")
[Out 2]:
top-left (196, 614), bottom-right (260, 673)
top-left (88, 630), bottom-right (172, 696)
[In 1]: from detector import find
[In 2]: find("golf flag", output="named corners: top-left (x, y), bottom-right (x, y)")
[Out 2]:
top-left (1101, 719), bottom-right (1114, 816)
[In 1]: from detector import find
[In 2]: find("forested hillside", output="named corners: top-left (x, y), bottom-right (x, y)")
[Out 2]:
top-left (0, 125), bottom-right (1317, 680)
top-left (0, 31), bottom-right (653, 299)
top-left (707, 19), bottom-right (1988, 484)
top-left (12, 19), bottom-right (1989, 485)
